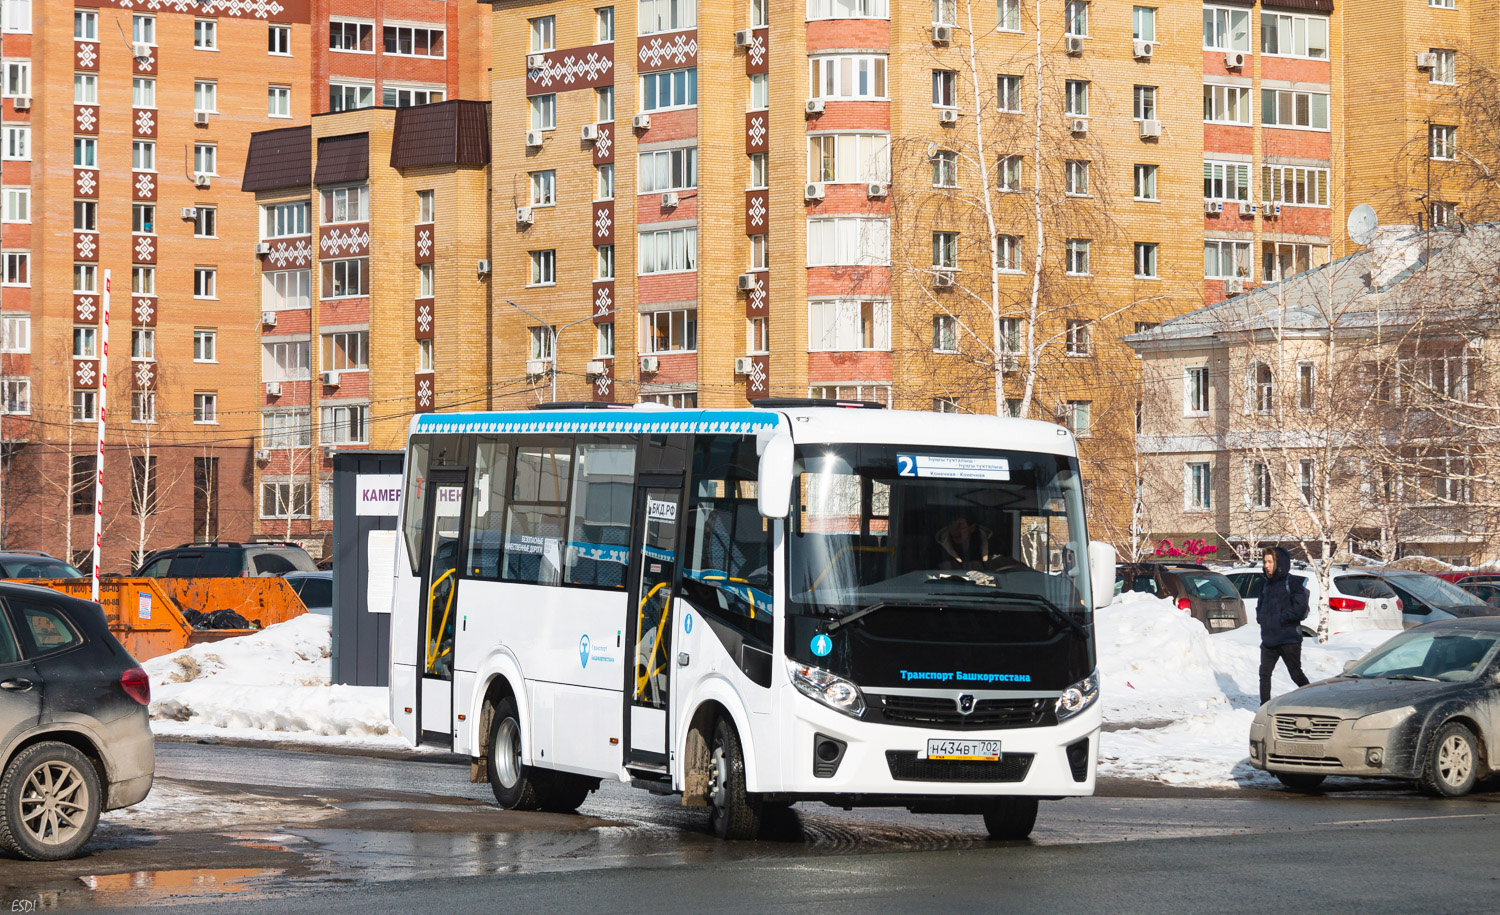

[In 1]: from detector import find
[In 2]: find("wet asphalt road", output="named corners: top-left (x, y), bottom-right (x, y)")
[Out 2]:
top-left (4, 740), bottom-right (1499, 912)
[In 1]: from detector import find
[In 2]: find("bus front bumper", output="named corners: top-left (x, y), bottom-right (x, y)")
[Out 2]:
top-left (769, 690), bottom-right (1100, 801)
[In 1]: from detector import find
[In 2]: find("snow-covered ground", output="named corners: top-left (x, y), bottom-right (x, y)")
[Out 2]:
top-left (145, 598), bottom-right (1402, 788)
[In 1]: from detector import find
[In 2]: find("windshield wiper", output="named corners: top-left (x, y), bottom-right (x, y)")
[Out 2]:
top-left (928, 574), bottom-right (1087, 638)
top-left (1383, 674), bottom-right (1441, 682)
top-left (826, 602), bottom-right (886, 632)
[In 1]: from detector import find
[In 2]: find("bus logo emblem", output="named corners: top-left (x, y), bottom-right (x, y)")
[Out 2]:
top-left (957, 694), bottom-right (975, 715)
top-left (811, 634), bottom-right (832, 657)
top-left (579, 634), bottom-right (591, 668)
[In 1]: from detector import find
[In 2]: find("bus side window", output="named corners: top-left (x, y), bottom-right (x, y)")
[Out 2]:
top-left (465, 436), bottom-right (512, 579)
top-left (402, 439), bottom-right (432, 575)
top-left (680, 435), bottom-right (773, 644)
top-left (565, 440), bottom-right (637, 589)
top-left (502, 443), bottom-right (573, 585)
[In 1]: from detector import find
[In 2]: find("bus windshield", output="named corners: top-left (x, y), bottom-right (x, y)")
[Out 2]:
top-left (789, 445), bottom-right (1091, 620)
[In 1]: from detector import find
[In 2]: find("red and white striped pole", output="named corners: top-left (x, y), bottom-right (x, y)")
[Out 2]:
top-left (92, 270), bottom-right (110, 602)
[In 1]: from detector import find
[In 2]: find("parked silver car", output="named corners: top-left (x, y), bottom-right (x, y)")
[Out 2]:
top-left (1, 583), bottom-right (154, 860)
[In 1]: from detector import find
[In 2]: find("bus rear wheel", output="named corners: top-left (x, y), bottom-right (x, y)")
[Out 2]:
top-left (487, 696), bottom-right (544, 811)
top-left (707, 716), bottom-right (761, 840)
top-left (982, 797), bottom-right (1038, 840)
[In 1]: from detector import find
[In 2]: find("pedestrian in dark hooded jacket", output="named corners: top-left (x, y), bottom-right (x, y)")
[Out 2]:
top-left (1258, 546), bottom-right (1311, 704)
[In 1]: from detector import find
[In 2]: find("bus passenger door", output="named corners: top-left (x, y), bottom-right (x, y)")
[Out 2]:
top-left (417, 469), bottom-right (467, 746)
top-left (624, 480), bottom-right (682, 771)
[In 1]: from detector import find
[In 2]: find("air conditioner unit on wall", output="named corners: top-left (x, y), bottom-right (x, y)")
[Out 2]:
top-left (934, 269), bottom-right (957, 287)
top-left (938, 108), bottom-right (959, 125)
top-left (193, 173), bottom-right (211, 188)
top-left (181, 207), bottom-right (199, 220)
top-left (867, 183), bottom-right (888, 198)
top-left (734, 357), bottom-right (754, 374)
top-left (254, 449), bottom-right (271, 463)
top-left (734, 29), bottom-right (753, 48)
top-left (1226, 277), bottom-right (1244, 294)
top-left (661, 191), bottom-right (680, 208)
top-left (1139, 119), bottom-right (1161, 138)
top-left (737, 273), bottom-right (756, 292)
top-left (261, 311), bottom-right (277, 326)
top-left (265, 382), bottom-right (282, 397)
top-left (580, 123), bottom-right (600, 142)
top-left (525, 359), bottom-right (550, 377)
top-left (633, 113), bottom-right (651, 129)
top-left (132, 43), bottom-right (151, 60)
top-left (804, 182), bottom-right (825, 201)
top-left (1066, 36), bottom-right (1085, 55)
top-left (1416, 52), bottom-right (1438, 71)
top-left (255, 242), bottom-right (272, 255)
top-left (1224, 50), bottom-right (1245, 69)
top-left (639, 355), bottom-right (660, 373)
top-left (321, 371), bottom-right (341, 387)
top-left (11, 96), bottom-right (29, 110)
top-left (525, 129), bottom-right (544, 148)
top-left (516, 208), bottom-right (534, 226)
top-left (1239, 201), bottom-right (1255, 217)
top-left (933, 24), bottom-right (953, 45)
top-left (1205, 200), bottom-right (1224, 215)
top-left (586, 360), bottom-right (607, 376)
top-left (1133, 39), bottom-right (1154, 59)
top-left (1069, 118), bottom-right (1089, 135)
top-left (1263, 202), bottom-right (1282, 219)
top-left (194, 111), bottom-right (209, 126)
top-left (477, 259), bottom-right (492, 275)
top-left (526, 53), bottom-right (547, 69)
top-left (805, 99), bottom-right (825, 115)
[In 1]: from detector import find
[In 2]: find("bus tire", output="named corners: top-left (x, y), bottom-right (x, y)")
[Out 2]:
top-left (982, 796), bottom-right (1038, 840)
top-left (486, 696), bottom-right (543, 811)
top-left (708, 716), bottom-right (761, 840)
top-left (538, 774), bottom-right (598, 813)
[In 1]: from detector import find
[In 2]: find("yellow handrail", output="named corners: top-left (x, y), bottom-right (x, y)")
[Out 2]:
top-left (634, 580), bottom-right (670, 700)
top-left (425, 567), bottom-right (457, 670)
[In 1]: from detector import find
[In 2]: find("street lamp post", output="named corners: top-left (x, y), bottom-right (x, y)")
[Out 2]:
top-left (506, 300), bottom-right (618, 403)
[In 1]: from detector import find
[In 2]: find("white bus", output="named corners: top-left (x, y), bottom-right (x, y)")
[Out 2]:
top-left (389, 401), bottom-right (1114, 839)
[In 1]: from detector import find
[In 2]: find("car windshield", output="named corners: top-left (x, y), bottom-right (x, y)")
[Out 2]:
top-left (2, 559), bottom-right (84, 579)
top-left (1178, 571), bottom-right (1237, 600)
top-left (1387, 573), bottom-right (1486, 607)
top-left (789, 444), bottom-right (1091, 616)
top-left (1350, 631), bottom-right (1499, 682)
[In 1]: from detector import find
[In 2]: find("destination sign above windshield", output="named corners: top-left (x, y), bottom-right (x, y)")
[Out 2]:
top-left (896, 454), bottom-right (1011, 481)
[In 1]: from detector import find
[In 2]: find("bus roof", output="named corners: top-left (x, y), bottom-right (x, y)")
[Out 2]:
top-left (408, 405), bottom-right (1077, 458)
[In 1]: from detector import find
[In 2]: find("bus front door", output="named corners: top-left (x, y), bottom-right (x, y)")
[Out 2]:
top-left (417, 469), bottom-right (467, 746)
top-left (625, 482), bottom-right (682, 771)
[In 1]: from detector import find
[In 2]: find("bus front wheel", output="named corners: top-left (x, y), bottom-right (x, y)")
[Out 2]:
top-left (982, 796), bottom-right (1038, 840)
top-left (487, 696), bottom-right (544, 811)
top-left (707, 716), bottom-right (761, 840)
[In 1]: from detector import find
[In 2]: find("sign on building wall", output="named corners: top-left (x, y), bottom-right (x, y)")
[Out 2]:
top-left (355, 474), bottom-right (403, 517)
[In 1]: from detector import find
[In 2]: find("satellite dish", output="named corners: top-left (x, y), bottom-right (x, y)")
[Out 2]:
top-left (1347, 204), bottom-right (1379, 246)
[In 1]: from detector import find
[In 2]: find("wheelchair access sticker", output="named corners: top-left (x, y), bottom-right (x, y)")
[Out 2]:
top-left (897, 454), bottom-right (1010, 481)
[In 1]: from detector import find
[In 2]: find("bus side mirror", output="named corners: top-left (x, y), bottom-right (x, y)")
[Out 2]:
top-left (1088, 541), bottom-right (1116, 611)
top-left (757, 432), bottom-right (794, 519)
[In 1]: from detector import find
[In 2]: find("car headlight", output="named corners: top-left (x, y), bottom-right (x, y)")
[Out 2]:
top-left (1055, 670), bottom-right (1100, 722)
top-left (786, 660), bottom-right (866, 718)
top-left (1353, 706), bottom-right (1416, 731)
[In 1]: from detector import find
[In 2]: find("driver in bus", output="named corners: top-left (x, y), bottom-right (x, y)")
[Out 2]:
top-left (935, 516), bottom-right (994, 571)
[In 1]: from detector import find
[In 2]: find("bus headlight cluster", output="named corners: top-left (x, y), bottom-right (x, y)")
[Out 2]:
top-left (1054, 670), bottom-right (1099, 722)
top-left (787, 660), bottom-right (866, 718)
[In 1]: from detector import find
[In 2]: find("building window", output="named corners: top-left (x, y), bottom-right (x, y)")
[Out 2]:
top-left (322, 186), bottom-right (367, 223)
top-left (330, 82), bottom-right (374, 112)
top-left (807, 218), bottom-right (890, 266)
top-left (1065, 320), bottom-right (1091, 356)
top-left (1262, 242), bottom-right (1328, 281)
top-left (642, 308), bottom-right (698, 354)
top-left (1202, 5), bottom-right (1249, 51)
top-left (597, 244), bottom-right (615, 279)
top-left (1430, 201), bottom-right (1458, 227)
top-left (1261, 89), bottom-right (1330, 130)
top-left (1134, 164), bottom-right (1158, 200)
top-left (0, 313), bottom-right (30, 352)
top-left (1132, 5), bottom-right (1156, 40)
top-left (3, 187), bottom-right (29, 223)
top-left (998, 318), bottom-right (1021, 360)
top-left (749, 73), bottom-right (769, 110)
top-left (932, 232), bottom-right (957, 270)
top-left (1298, 459), bottom-right (1316, 505)
top-left (321, 259), bottom-right (368, 297)
top-left (1262, 164), bottom-right (1329, 207)
top-left (1065, 80), bottom-right (1088, 117)
top-left (1065, 159), bottom-right (1090, 196)
top-left (934, 398), bottom-right (961, 414)
top-left (261, 480), bottom-right (310, 520)
top-left (597, 322), bottom-right (616, 357)
top-left (596, 164), bottom-right (615, 200)
top-left (130, 266), bottom-right (154, 295)
top-left (72, 9), bottom-right (93, 39)
top-left (933, 314), bottom-right (958, 353)
top-left (1133, 85), bottom-right (1156, 121)
top-left (1203, 84), bottom-right (1251, 124)
top-left (1204, 160), bottom-right (1251, 201)
top-left (1260, 12), bottom-right (1327, 60)
top-left (194, 18), bottom-right (217, 50)
top-left (529, 325), bottom-right (555, 360)
top-left (1065, 0), bottom-right (1089, 36)
top-left (750, 152), bottom-right (768, 189)
top-left (931, 69), bottom-right (958, 107)
top-left (1186, 462), bottom-right (1212, 510)
top-left (1184, 366), bottom-right (1209, 415)
top-left (320, 405), bottom-right (368, 445)
top-left (418, 263), bottom-right (435, 298)
top-left (385, 25), bottom-right (445, 57)
top-left (193, 268), bottom-right (216, 299)
top-left (530, 170), bottom-right (556, 206)
top-left (263, 340), bottom-right (310, 381)
top-left (809, 54), bottom-right (887, 100)
top-left (933, 0), bottom-right (957, 25)
top-left (1430, 49), bottom-right (1456, 85)
top-left (597, 7), bottom-right (616, 41)
top-left (193, 392), bottom-right (217, 424)
top-left (808, 0), bottom-right (889, 19)
top-left (268, 85), bottom-right (291, 117)
top-left (997, 0), bottom-right (1020, 29)
top-left (641, 68), bottom-right (698, 110)
top-left (808, 385), bottom-right (890, 406)
top-left (269, 24), bottom-right (291, 55)
top-left (638, 227), bottom-right (698, 273)
top-left (1251, 362), bottom-right (1274, 413)
top-left (265, 270), bottom-right (312, 310)
top-left (530, 94), bottom-right (556, 130)
top-left (193, 207), bottom-right (216, 238)
top-left (323, 331), bottom-right (369, 371)
top-left (1298, 361), bottom-right (1316, 410)
top-left (1065, 239), bottom-right (1090, 276)
top-left (1204, 240), bottom-right (1251, 279)
top-left (263, 201), bottom-right (310, 237)
top-left (749, 234), bottom-right (769, 270)
top-left (193, 143), bottom-right (217, 175)
top-left (1066, 400), bottom-right (1091, 436)
top-left (996, 154), bottom-right (1023, 191)
top-left (71, 457), bottom-right (93, 514)
top-left (132, 77), bottom-right (156, 109)
top-left (74, 73), bottom-right (97, 105)
top-left (73, 138), bottom-right (96, 169)
top-left (328, 19), bottom-right (373, 52)
top-left (1250, 461), bottom-right (1271, 509)
top-left (72, 390), bottom-right (96, 422)
top-left (132, 204), bottom-right (154, 234)
top-left (261, 409), bottom-right (311, 448)
top-left (382, 85), bottom-right (445, 108)
top-left (72, 326), bottom-right (97, 359)
top-left (640, 0), bottom-right (697, 34)
top-left (809, 300), bottom-right (891, 352)
top-left (529, 249), bottom-right (556, 286)
top-left (193, 81), bottom-right (217, 113)
top-left (806, 134), bottom-right (890, 184)
top-left (1430, 124), bottom-right (1456, 160)
top-left (1134, 242), bottom-right (1158, 279)
top-left (1, 252), bottom-right (28, 286)
top-left (73, 264), bottom-right (97, 293)
top-left (2, 126), bottom-right (30, 161)
top-left (132, 141), bottom-right (155, 171)
top-left (639, 147), bottom-right (698, 192)
top-left (417, 190), bottom-right (435, 224)
top-left (193, 329), bottom-right (216, 362)
top-left (130, 391), bottom-right (154, 424)
top-left (997, 234), bottom-right (1021, 272)
top-left (932, 150), bottom-right (958, 187)
top-left (997, 75), bottom-right (1021, 112)
top-left (0, 3), bottom-right (28, 33)
top-left (750, 0), bottom-right (768, 27)
top-left (418, 339), bottom-right (434, 372)
top-left (746, 316), bottom-right (768, 355)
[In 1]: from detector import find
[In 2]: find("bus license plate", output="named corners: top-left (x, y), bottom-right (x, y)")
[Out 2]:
top-left (922, 739), bottom-right (1001, 761)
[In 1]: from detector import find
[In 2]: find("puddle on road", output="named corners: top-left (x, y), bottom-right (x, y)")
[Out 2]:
top-left (78, 868), bottom-right (282, 903)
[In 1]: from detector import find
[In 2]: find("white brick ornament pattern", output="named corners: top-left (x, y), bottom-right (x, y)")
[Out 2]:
top-left (134, 298), bottom-right (156, 324)
top-left (265, 238), bottom-right (312, 268)
top-left (113, 0), bottom-right (289, 16)
top-left (638, 34), bottom-right (697, 68)
top-left (319, 225), bottom-right (371, 257)
top-left (76, 43), bottom-right (98, 68)
top-left (76, 108), bottom-right (97, 132)
top-left (528, 51), bottom-right (613, 88)
top-left (135, 109), bottom-right (155, 136)
top-left (76, 298), bottom-right (98, 322)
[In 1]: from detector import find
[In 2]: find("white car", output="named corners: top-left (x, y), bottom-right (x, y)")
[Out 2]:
top-left (1223, 565), bottom-right (1403, 632)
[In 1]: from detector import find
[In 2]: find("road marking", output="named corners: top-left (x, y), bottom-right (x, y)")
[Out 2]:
top-left (1321, 813), bottom-right (1492, 826)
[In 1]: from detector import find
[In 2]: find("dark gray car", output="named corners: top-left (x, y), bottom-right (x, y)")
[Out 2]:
top-left (0, 583), bottom-right (154, 860)
top-left (1250, 619), bottom-right (1500, 796)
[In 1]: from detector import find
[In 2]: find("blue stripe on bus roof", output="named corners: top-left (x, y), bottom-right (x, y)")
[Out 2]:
top-left (413, 409), bottom-right (783, 437)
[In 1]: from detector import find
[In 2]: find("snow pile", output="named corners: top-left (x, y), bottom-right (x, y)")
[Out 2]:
top-left (1096, 594), bottom-right (1394, 787)
top-left (144, 614), bottom-right (406, 748)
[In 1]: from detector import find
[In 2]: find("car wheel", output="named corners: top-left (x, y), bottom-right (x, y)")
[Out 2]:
top-left (1420, 721), bottom-right (1480, 798)
top-left (982, 796), bottom-right (1039, 840)
top-left (0, 741), bottom-right (103, 862)
top-left (486, 696), bottom-right (544, 811)
top-left (707, 716), bottom-right (761, 840)
top-left (1274, 771), bottom-right (1326, 793)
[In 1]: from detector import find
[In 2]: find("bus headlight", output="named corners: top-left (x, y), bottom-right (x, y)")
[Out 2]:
top-left (1054, 670), bottom-right (1099, 722)
top-left (786, 660), bottom-right (866, 718)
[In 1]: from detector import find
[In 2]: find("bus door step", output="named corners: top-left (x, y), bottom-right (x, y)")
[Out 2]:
top-left (630, 776), bottom-right (677, 796)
